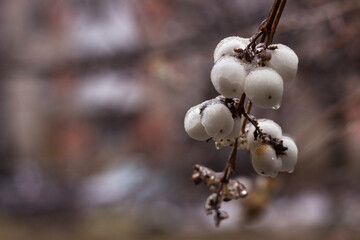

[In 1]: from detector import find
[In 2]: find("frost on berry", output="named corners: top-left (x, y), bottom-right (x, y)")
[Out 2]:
top-left (246, 119), bottom-right (283, 150)
top-left (213, 116), bottom-right (243, 149)
top-left (200, 103), bottom-right (234, 138)
top-left (184, 104), bottom-right (210, 141)
top-left (213, 36), bottom-right (250, 62)
top-left (266, 44), bottom-right (298, 83)
top-left (251, 144), bottom-right (282, 178)
top-left (244, 67), bottom-right (284, 109)
top-left (225, 116), bottom-right (242, 140)
top-left (211, 57), bottom-right (246, 98)
top-left (279, 136), bottom-right (298, 173)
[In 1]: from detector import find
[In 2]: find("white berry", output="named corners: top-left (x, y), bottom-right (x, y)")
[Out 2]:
top-left (184, 104), bottom-right (210, 141)
top-left (251, 144), bottom-right (282, 178)
top-left (279, 136), bottom-right (298, 173)
top-left (211, 57), bottom-right (246, 98)
top-left (244, 67), bottom-right (283, 109)
top-left (201, 103), bottom-right (234, 138)
top-left (225, 116), bottom-right (242, 140)
top-left (246, 119), bottom-right (282, 150)
top-left (214, 36), bottom-right (249, 62)
top-left (267, 44), bottom-right (298, 83)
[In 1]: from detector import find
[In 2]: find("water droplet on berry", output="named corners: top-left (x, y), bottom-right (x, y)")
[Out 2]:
top-left (240, 189), bottom-right (248, 197)
top-left (272, 103), bottom-right (281, 110)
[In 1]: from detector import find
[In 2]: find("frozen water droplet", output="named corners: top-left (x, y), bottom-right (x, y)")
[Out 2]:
top-left (272, 103), bottom-right (281, 110)
top-left (240, 189), bottom-right (248, 197)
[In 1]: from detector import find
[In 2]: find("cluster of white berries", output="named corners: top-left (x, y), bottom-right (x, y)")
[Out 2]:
top-left (246, 119), bottom-right (298, 177)
top-left (184, 97), bottom-right (244, 147)
top-left (212, 36), bottom-right (298, 109)
top-left (184, 36), bottom-right (299, 178)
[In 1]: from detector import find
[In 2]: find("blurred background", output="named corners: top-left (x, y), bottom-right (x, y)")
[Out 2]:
top-left (0, 0), bottom-right (359, 239)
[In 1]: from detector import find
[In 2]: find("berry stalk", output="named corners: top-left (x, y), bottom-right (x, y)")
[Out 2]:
top-left (247, 0), bottom-right (287, 50)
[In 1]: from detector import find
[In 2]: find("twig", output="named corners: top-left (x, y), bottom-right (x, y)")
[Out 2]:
top-left (241, 101), bottom-right (253, 134)
top-left (266, 0), bottom-right (287, 46)
top-left (213, 137), bottom-right (238, 226)
top-left (246, 0), bottom-right (287, 49)
top-left (213, 96), bottom-right (246, 208)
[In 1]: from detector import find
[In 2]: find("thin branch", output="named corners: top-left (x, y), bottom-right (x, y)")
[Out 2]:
top-left (266, 0), bottom-right (287, 46)
top-left (261, 0), bottom-right (282, 42)
top-left (246, 0), bottom-right (287, 49)
top-left (213, 137), bottom-right (238, 227)
top-left (241, 101), bottom-right (252, 134)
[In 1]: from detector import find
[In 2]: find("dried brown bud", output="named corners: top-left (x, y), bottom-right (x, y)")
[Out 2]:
top-left (192, 172), bottom-right (202, 185)
top-left (259, 51), bottom-right (272, 62)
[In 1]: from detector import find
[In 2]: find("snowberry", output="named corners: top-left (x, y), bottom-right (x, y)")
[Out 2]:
top-left (211, 57), bottom-right (246, 98)
top-left (266, 44), bottom-right (298, 83)
top-left (279, 136), bottom-right (298, 173)
top-left (184, 104), bottom-right (210, 141)
top-left (251, 144), bottom-right (282, 178)
top-left (225, 116), bottom-right (242, 140)
top-left (246, 119), bottom-right (282, 150)
top-left (213, 116), bottom-right (242, 149)
top-left (214, 36), bottom-right (250, 62)
top-left (201, 103), bottom-right (234, 138)
top-left (244, 67), bottom-right (283, 109)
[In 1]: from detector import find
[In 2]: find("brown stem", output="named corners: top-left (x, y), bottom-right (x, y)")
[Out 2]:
top-left (242, 110), bottom-right (259, 131)
top-left (263, 0), bottom-right (281, 36)
top-left (266, 0), bottom-right (287, 46)
top-left (215, 137), bottom-right (238, 199)
top-left (238, 93), bottom-right (246, 110)
top-left (241, 101), bottom-right (253, 134)
top-left (246, 0), bottom-right (287, 48)
top-left (211, 137), bottom-right (239, 227)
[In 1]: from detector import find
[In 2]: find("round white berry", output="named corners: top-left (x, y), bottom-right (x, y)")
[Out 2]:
top-left (214, 36), bottom-right (250, 62)
top-left (211, 57), bottom-right (246, 98)
top-left (184, 104), bottom-right (210, 141)
top-left (244, 67), bottom-right (284, 109)
top-left (279, 136), bottom-right (298, 173)
top-left (267, 44), bottom-right (298, 83)
top-left (201, 103), bottom-right (234, 138)
top-left (251, 144), bottom-right (282, 178)
top-left (225, 116), bottom-right (242, 140)
top-left (246, 119), bottom-right (282, 150)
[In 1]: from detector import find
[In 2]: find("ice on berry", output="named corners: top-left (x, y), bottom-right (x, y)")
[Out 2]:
top-left (201, 103), bottom-right (234, 138)
top-left (214, 36), bottom-right (250, 62)
top-left (211, 57), bottom-right (246, 98)
top-left (184, 104), bottom-right (210, 141)
top-left (225, 116), bottom-right (242, 140)
top-left (244, 67), bottom-right (284, 109)
top-left (251, 144), bottom-right (282, 178)
top-left (213, 116), bottom-right (242, 148)
top-left (279, 136), bottom-right (298, 173)
top-left (246, 119), bottom-right (282, 150)
top-left (214, 138), bottom-right (232, 149)
top-left (266, 44), bottom-right (298, 83)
